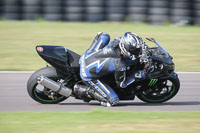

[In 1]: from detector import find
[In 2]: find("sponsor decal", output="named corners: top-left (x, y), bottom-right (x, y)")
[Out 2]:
top-left (87, 59), bottom-right (109, 74)
top-left (148, 79), bottom-right (158, 86)
top-left (37, 47), bottom-right (43, 52)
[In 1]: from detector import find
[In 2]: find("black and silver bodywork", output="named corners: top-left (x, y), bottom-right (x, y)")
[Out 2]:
top-left (27, 38), bottom-right (180, 104)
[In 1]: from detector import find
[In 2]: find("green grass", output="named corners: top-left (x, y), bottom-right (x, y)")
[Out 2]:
top-left (0, 110), bottom-right (199, 133)
top-left (0, 21), bottom-right (200, 71)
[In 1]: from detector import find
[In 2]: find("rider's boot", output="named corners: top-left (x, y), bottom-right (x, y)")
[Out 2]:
top-left (74, 84), bottom-right (111, 106)
top-left (100, 101), bottom-right (111, 107)
top-left (74, 84), bottom-right (113, 107)
top-left (87, 89), bottom-right (112, 107)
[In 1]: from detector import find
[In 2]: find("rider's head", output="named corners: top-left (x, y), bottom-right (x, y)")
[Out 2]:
top-left (119, 32), bottom-right (143, 60)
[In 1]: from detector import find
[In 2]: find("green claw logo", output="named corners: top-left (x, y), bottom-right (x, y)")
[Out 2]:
top-left (148, 79), bottom-right (158, 86)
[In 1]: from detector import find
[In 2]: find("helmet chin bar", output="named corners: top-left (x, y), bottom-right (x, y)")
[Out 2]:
top-left (120, 50), bottom-right (126, 58)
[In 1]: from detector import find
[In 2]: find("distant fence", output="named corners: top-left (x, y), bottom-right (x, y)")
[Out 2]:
top-left (0, 0), bottom-right (200, 25)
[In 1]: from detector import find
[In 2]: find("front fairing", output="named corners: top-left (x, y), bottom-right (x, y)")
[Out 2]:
top-left (152, 54), bottom-right (173, 64)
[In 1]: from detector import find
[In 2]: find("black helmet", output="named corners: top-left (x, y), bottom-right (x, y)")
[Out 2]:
top-left (119, 32), bottom-right (143, 60)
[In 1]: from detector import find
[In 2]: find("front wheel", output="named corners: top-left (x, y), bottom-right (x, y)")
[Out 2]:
top-left (27, 67), bottom-right (68, 104)
top-left (137, 77), bottom-right (180, 103)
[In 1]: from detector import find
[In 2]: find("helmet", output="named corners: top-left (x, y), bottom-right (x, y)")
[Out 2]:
top-left (119, 32), bottom-right (143, 60)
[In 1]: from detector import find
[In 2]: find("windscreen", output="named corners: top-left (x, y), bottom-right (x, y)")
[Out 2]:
top-left (151, 47), bottom-right (169, 58)
top-left (153, 40), bottom-right (169, 58)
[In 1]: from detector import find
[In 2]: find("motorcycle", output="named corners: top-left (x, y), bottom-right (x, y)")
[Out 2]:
top-left (27, 38), bottom-right (180, 104)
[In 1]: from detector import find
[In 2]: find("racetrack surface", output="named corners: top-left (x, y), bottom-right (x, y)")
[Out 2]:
top-left (0, 72), bottom-right (199, 112)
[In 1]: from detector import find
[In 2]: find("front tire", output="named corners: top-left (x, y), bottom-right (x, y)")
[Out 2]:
top-left (137, 77), bottom-right (180, 103)
top-left (27, 67), bottom-right (68, 104)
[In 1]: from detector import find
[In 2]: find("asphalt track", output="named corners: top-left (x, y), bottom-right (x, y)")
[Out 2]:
top-left (0, 72), bottom-right (199, 112)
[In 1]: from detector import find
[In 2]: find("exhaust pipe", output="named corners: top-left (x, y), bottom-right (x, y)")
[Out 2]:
top-left (37, 76), bottom-right (72, 97)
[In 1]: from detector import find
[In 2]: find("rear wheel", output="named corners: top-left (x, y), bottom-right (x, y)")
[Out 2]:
top-left (27, 67), bottom-right (68, 104)
top-left (137, 77), bottom-right (180, 103)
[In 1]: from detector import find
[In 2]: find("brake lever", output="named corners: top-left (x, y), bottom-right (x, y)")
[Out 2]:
top-left (146, 37), bottom-right (156, 43)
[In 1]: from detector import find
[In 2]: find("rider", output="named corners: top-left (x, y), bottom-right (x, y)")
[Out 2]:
top-left (76, 32), bottom-right (147, 107)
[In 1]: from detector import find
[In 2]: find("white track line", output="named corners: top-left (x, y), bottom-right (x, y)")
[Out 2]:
top-left (0, 71), bottom-right (34, 73)
top-left (0, 71), bottom-right (200, 74)
top-left (177, 72), bottom-right (200, 74)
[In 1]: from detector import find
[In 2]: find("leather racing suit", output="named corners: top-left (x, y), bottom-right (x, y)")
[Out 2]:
top-left (79, 32), bottom-right (141, 106)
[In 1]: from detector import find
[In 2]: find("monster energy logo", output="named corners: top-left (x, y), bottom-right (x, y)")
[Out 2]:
top-left (148, 79), bottom-right (158, 86)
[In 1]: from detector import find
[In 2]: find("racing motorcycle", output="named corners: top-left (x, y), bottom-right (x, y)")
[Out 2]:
top-left (27, 38), bottom-right (180, 104)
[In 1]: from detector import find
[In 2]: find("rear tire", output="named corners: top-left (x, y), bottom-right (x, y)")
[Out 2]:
top-left (27, 67), bottom-right (68, 104)
top-left (137, 77), bottom-right (180, 103)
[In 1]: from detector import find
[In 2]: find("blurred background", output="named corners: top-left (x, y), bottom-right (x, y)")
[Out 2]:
top-left (0, 0), bottom-right (200, 71)
top-left (0, 0), bottom-right (200, 25)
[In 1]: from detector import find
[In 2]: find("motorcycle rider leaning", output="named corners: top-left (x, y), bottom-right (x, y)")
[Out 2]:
top-left (75, 32), bottom-right (147, 107)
